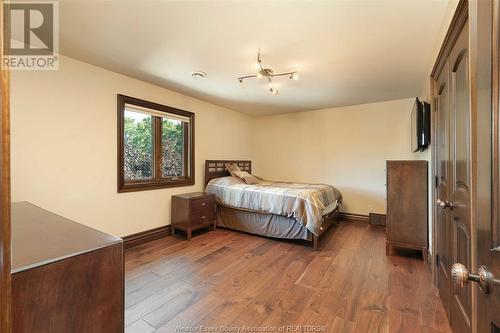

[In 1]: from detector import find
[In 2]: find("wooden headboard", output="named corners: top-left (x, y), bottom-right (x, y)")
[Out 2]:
top-left (204, 160), bottom-right (252, 186)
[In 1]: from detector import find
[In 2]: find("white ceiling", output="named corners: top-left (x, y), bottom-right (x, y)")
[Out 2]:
top-left (59, 0), bottom-right (456, 116)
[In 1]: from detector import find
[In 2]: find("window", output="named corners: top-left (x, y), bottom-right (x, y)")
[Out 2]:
top-left (117, 94), bottom-right (194, 192)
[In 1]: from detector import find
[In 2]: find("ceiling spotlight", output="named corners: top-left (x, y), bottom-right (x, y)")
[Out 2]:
top-left (191, 71), bottom-right (207, 78)
top-left (237, 49), bottom-right (299, 96)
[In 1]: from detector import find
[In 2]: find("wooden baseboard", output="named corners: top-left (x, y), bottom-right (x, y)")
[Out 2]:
top-left (123, 225), bottom-right (171, 249)
top-left (339, 212), bottom-right (370, 224)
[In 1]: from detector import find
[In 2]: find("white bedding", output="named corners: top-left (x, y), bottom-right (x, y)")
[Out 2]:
top-left (206, 176), bottom-right (342, 236)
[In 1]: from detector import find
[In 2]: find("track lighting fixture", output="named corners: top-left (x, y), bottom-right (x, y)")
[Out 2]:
top-left (237, 49), bottom-right (298, 95)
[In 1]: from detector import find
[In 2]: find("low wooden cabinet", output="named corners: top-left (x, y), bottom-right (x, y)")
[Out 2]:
top-left (171, 192), bottom-right (216, 240)
top-left (386, 160), bottom-right (428, 259)
top-left (11, 202), bottom-right (124, 333)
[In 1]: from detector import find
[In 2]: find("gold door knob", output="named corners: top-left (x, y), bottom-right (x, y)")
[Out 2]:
top-left (451, 263), bottom-right (490, 294)
top-left (436, 199), bottom-right (446, 209)
top-left (437, 199), bottom-right (454, 210)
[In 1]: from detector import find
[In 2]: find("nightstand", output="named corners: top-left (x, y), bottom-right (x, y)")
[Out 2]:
top-left (171, 192), bottom-right (216, 240)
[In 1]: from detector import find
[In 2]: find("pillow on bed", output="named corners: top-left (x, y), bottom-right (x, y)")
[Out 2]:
top-left (233, 170), bottom-right (260, 185)
top-left (208, 176), bottom-right (244, 186)
top-left (225, 163), bottom-right (241, 176)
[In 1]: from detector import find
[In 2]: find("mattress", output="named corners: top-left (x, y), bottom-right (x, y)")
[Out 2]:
top-left (206, 176), bottom-right (342, 236)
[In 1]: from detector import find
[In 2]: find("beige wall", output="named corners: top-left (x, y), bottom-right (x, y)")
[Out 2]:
top-left (10, 0), bottom-right (458, 239)
top-left (253, 98), bottom-right (429, 216)
top-left (10, 56), bottom-right (254, 237)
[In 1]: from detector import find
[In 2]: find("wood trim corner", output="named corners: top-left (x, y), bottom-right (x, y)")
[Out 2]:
top-left (0, 0), bottom-right (12, 330)
top-left (339, 212), bottom-right (370, 224)
top-left (122, 225), bottom-right (171, 249)
top-left (431, 0), bottom-right (468, 79)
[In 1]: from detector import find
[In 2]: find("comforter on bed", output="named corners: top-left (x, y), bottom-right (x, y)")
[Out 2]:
top-left (205, 176), bottom-right (343, 236)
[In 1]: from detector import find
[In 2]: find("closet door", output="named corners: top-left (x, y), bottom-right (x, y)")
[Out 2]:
top-left (435, 59), bottom-right (452, 321)
top-left (449, 21), bottom-right (473, 333)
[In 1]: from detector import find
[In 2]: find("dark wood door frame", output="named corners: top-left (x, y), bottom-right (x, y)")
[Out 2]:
top-left (474, 0), bottom-right (500, 331)
top-left (0, 0), bottom-right (12, 331)
top-left (0, 70), bottom-right (11, 333)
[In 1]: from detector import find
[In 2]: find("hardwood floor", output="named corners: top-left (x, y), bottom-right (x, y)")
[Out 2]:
top-left (124, 221), bottom-right (451, 333)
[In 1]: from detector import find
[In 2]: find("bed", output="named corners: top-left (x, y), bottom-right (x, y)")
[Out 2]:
top-left (204, 160), bottom-right (342, 249)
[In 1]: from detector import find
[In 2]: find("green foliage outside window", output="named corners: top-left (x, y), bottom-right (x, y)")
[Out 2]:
top-left (162, 119), bottom-right (184, 177)
top-left (124, 112), bottom-right (185, 180)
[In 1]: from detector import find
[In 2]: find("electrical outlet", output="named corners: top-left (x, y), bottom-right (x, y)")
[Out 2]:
top-left (368, 205), bottom-right (374, 213)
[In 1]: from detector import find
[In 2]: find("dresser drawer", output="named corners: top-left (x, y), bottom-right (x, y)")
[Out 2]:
top-left (191, 197), bottom-right (215, 216)
top-left (191, 199), bottom-right (215, 226)
top-left (191, 212), bottom-right (214, 226)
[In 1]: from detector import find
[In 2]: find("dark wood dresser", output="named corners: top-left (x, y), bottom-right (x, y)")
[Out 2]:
top-left (386, 160), bottom-right (428, 259)
top-left (171, 192), bottom-right (216, 240)
top-left (11, 202), bottom-right (124, 333)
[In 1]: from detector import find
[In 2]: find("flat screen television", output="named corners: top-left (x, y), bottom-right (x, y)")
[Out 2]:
top-left (411, 98), bottom-right (430, 152)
